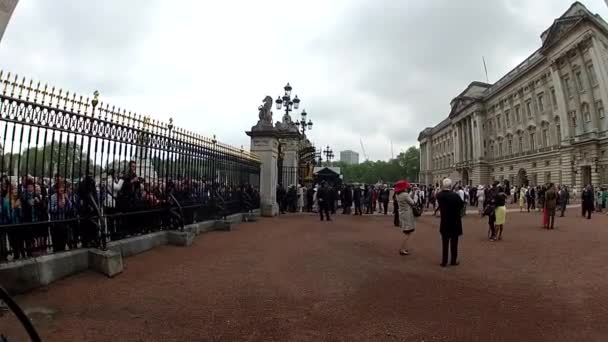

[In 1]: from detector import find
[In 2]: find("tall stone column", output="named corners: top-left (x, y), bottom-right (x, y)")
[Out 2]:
top-left (550, 63), bottom-right (572, 143)
top-left (468, 117), bottom-right (474, 161)
top-left (453, 124), bottom-right (460, 163)
top-left (247, 130), bottom-right (279, 216)
top-left (590, 36), bottom-right (608, 132)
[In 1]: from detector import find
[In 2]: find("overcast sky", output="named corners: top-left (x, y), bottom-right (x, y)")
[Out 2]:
top-left (1, 1), bottom-right (607, 161)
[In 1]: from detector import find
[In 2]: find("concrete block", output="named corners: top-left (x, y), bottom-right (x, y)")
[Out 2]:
top-left (168, 231), bottom-right (195, 247)
top-left (242, 213), bottom-right (258, 222)
top-left (214, 220), bottom-right (232, 231)
top-left (225, 213), bottom-right (243, 225)
top-left (183, 224), bottom-right (199, 236)
top-left (0, 258), bottom-right (40, 295)
top-left (36, 250), bottom-right (89, 286)
top-left (261, 203), bottom-right (278, 217)
top-left (197, 220), bottom-right (216, 233)
top-left (88, 249), bottom-right (123, 277)
top-left (107, 232), bottom-right (169, 257)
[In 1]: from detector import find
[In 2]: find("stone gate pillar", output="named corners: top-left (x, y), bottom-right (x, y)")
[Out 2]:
top-left (247, 96), bottom-right (280, 217)
top-left (247, 130), bottom-right (279, 217)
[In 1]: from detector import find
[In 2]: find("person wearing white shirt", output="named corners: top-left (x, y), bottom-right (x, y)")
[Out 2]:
top-left (457, 186), bottom-right (466, 216)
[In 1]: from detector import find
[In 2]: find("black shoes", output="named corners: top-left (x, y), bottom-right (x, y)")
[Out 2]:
top-left (440, 261), bottom-right (459, 267)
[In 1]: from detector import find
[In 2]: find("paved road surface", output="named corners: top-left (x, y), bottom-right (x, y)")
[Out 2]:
top-left (1, 210), bottom-right (607, 341)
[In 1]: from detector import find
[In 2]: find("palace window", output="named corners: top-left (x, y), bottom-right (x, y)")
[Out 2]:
top-left (575, 71), bottom-right (584, 91)
top-left (526, 101), bottom-right (533, 118)
top-left (515, 105), bottom-right (521, 122)
top-left (582, 103), bottom-right (591, 123)
top-left (587, 63), bottom-right (598, 86)
top-left (570, 111), bottom-right (577, 127)
top-left (519, 136), bottom-right (524, 152)
top-left (538, 93), bottom-right (545, 112)
top-left (542, 129), bottom-right (549, 147)
top-left (497, 115), bottom-right (502, 129)
top-left (556, 125), bottom-right (562, 144)
top-left (545, 160), bottom-right (550, 167)
top-left (505, 110), bottom-right (511, 127)
top-left (564, 76), bottom-right (572, 97)
top-left (597, 100), bottom-right (605, 119)
top-left (551, 88), bottom-right (557, 108)
top-left (508, 139), bottom-right (513, 155)
top-left (498, 142), bottom-right (503, 156)
top-left (530, 132), bottom-right (536, 150)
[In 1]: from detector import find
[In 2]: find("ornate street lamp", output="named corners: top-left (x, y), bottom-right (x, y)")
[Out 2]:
top-left (275, 82), bottom-right (303, 122)
top-left (295, 109), bottom-right (313, 135)
top-left (323, 145), bottom-right (334, 165)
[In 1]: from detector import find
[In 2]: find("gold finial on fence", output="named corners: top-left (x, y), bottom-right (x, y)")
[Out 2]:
top-left (168, 117), bottom-right (174, 131)
top-left (57, 88), bottom-right (63, 109)
top-left (10, 74), bottom-right (17, 97)
top-left (100, 103), bottom-right (110, 121)
top-left (83, 96), bottom-right (90, 115)
top-left (33, 81), bottom-right (40, 102)
top-left (63, 91), bottom-right (69, 110)
top-left (41, 83), bottom-right (48, 105)
top-left (49, 86), bottom-right (56, 106)
top-left (17, 76), bottom-right (24, 99)
top-left (70, 92), bottom-right (77, 112)
top-left (76, 95), bottom-right (83, 113)
top-left (26, 78), bottom-right (33, 101)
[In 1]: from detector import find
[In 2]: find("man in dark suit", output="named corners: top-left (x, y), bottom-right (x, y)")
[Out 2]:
top-left (318, 182), bottom-right (331, 221)
top-left (436, 178), bottom-right (464, 267)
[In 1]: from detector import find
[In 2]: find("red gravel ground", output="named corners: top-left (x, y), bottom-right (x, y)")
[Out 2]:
top-left (2, 209), bottom-right (608, 341)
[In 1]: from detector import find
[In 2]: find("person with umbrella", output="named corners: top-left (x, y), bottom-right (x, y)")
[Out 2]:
top-left (395, 180), bottom-right (416, 256)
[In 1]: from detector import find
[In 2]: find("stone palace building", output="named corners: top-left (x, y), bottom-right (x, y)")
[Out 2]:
top-left (418, 2), bottom-right (608, 191)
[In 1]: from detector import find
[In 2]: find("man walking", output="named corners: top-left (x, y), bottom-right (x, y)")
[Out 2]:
top-left (354, 185), bottom-right (362, 215)
top-left (544, 183), bottom-right (557, 229)
top-left (436, 178), bottom-right (463, 267)
top-left (318, 182), bottom-right (331, 221)
top-left (582, 185), bottom-right (594, 219)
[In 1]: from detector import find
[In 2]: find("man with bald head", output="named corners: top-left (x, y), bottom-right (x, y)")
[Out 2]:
top-left (436, 178), bottom-right (464, 267)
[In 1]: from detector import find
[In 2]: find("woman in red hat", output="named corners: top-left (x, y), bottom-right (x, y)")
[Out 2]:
top-left (394, 180), bottom-right (416, 255)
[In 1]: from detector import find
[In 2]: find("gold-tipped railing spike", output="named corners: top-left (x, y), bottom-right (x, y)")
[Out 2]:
top-left (83, 96), bottom-right (90, 116)
top-left (25, 78), bottom-right (32, 101)
top-left (70, 92), bottom-right (76, 112)
top-left (33, 81), bottom-right (40, 103)
top-left (77, 95), bottom-right (83, 113)
top-left (63, 90), bottom-right (69, 110)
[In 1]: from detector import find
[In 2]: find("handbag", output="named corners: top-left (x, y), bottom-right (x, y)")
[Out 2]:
top-left (412, 203), bottom-right (423, 217)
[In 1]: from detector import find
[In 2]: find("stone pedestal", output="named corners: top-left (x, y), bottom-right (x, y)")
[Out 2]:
top-left (246, 130), bottom-right (279, 217)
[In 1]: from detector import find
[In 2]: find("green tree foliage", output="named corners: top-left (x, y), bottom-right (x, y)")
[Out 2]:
top-left (331, 146), bottom-right (420, 184)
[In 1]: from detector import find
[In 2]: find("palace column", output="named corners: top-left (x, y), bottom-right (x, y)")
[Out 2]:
top-left (550, 62), bottom-right (572, 143)
top-left (453, 123), bottom-right (461, 163)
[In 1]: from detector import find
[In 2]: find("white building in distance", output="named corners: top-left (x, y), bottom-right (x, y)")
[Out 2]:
top-left (340, 150), bottom-right (359, 165)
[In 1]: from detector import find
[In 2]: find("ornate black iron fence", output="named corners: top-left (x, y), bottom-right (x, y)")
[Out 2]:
top-left (0, 72), bottom-right (260, 263)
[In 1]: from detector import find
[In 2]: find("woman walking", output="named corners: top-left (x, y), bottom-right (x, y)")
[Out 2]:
top-left (493, 186), bottom-right (507, 241)
top-left (395, 180), bottom-right (416, 255)
top-left (519, 186), bottom-right (526, 212)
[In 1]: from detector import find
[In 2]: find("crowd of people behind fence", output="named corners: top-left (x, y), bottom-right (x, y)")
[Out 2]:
top-left (0, 160), bottom-right (260, 262)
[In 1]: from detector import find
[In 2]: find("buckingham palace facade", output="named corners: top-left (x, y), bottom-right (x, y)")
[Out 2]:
top-left (418, 2), bottom-right (608, 191)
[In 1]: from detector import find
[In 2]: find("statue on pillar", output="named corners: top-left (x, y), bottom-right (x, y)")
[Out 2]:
top-left (252, 96), bottom-right (275, 131)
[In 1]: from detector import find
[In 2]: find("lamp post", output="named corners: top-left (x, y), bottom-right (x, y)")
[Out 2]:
top-left (275, 82), bottom-right (302, 122)
top-left (323, 145), bottom-right (334, 166)
top-left (295, 109), bottom-right (313, 135)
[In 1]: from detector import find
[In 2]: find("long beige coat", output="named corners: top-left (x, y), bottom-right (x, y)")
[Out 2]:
top-left (397, 191), bottom-right (415, 231)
